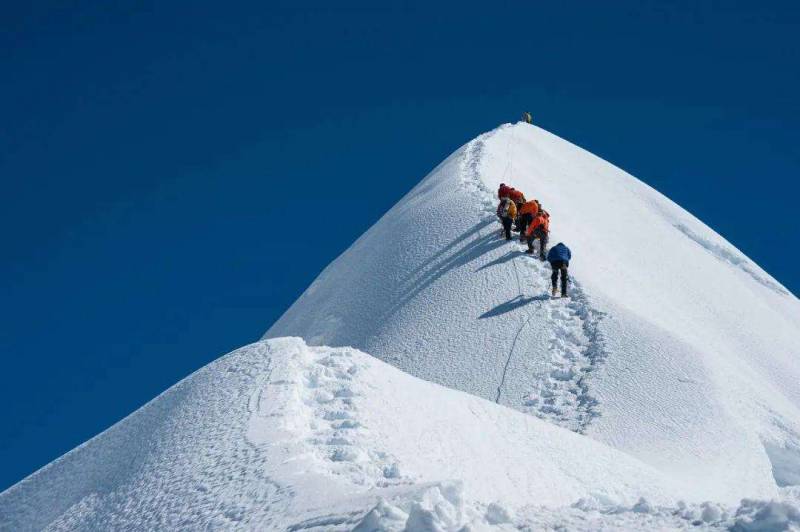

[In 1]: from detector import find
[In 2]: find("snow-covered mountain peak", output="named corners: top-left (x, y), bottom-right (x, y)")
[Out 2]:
top-left (3, 122), bottom-right (800, 530)
top-left (267, 122), bottom-right (800, 501)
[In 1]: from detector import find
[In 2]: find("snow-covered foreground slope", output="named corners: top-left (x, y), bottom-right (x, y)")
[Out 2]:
top-left (2, 338), bottom-right (797, 531)
top-left (268, 123), bottom-right (800, 505)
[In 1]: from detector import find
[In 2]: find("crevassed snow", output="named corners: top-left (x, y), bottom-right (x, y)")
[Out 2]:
top-left (3, 338), bottom-right (798, 531)
top-left (267, 122), bottom-right (800, 504)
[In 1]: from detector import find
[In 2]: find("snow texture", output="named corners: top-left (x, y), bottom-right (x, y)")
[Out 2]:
top-left (268, 122), bottom-right (800, 504)
top-left (3, 122), bottom-right (800, 530)
top-left (3, 338), bottom-right (798, 531)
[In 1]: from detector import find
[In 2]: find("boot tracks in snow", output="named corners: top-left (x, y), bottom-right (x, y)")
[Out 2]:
top-left (461, 126), bottom-right (609, 434)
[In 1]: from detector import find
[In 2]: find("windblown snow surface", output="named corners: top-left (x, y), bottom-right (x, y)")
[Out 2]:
top-left (3, 123), bottom-right (800, 530)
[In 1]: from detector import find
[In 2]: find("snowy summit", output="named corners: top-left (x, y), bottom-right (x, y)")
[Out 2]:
top-left (2, 123), bottom-right (800, 530)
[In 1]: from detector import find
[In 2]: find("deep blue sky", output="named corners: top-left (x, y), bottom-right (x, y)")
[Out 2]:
top-left (1, 1), bottom-right (798, 490)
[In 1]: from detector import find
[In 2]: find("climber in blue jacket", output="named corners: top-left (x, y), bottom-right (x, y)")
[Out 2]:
top-left (546, 243), bottom-right (571, 298)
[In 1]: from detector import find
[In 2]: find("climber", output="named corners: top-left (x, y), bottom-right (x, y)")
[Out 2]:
top-left (517, 199), bottom-right (540, 242)
top-left (525, 210), bottom-right (550, 259)
top-left (510, 190), bottom-right (527, 233)
top-left (508, 188), bottom-right (526, 209)
top-left (496, 196), bottom-right (517, 240)
top-left (498, 183), bottom-right (512, 199)
top-left (522, 112), bottom-right (532, 124)
top-left (547, 242), bottom-right (571, 298)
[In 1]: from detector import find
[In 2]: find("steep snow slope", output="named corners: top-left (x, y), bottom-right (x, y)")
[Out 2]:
top-left (4, 123), bottom-right (800, 531)
top-left (268, 122), bottom-right (800, 504)
top-left (0, 338), bottom-right (712, 531)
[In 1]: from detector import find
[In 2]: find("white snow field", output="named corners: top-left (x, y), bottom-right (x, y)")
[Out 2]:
top-left (3, 338), bottom-right (798, 531)
top-left (268, 123), bottom-right (800, 502)
top-left (2, 122), bottom-right (800, 530)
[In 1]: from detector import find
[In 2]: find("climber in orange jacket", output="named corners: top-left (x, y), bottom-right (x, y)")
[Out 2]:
top-left (508, 189), bottom-right (527, 234)
top-left (525, 210), bottom-right (550, 259)
top-left (516, 200), bottom-right (540, 242)
top-left (498, 183), bottom-right (512, 199)
top-left (508, 188), bottom-right (526, 209)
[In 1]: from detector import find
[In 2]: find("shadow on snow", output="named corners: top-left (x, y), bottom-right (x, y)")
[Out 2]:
top-left (475, 249), bottom-right (528, 272)
top-left (479, 294), bottom-right (549, 319)
top-left (383, 220), bottom-right (507, 321)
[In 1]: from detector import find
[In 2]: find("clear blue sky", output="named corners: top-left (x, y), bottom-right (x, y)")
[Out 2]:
top-left (1, 1), bottom-right (798, 490)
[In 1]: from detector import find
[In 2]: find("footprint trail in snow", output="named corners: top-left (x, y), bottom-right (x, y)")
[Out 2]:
top-left (299, 347), bottom-right (407, 487)
top-left (461, 130), bottom-right (608, 434)
top-left (513, 255), bottom-right (607, 433)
